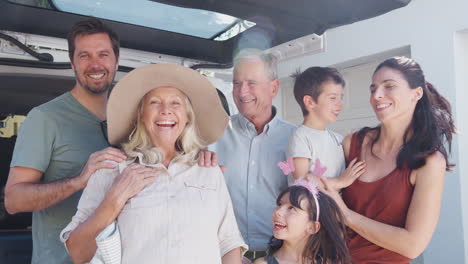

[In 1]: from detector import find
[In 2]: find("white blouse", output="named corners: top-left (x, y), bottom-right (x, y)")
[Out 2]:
top-left (61, 159), bottom-right (247, 264)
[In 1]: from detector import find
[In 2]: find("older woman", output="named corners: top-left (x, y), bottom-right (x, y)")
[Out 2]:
top-left (323, 56), bottom-right (455, 264)
top-left (60, 64), bottom-right (247, 263)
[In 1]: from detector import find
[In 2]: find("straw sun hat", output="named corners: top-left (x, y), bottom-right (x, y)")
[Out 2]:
top-left (106, 64), bottom-right (228, 146)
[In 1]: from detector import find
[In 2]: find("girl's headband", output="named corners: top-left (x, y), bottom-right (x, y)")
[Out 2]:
top-left (278, 157), bottom-right (323, 222)
top-left (292, 178), bottom-right (320, 222)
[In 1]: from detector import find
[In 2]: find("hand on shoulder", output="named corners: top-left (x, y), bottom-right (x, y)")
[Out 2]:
top-left (198, 149), bottom-right (219, 167)
top-left (77, 147), bottom-right (126, 189)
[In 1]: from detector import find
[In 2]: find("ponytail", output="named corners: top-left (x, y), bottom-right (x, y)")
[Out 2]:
top-left (368, 57), bottom-right (456, 171)
top-left (425, 81), bottom-right (455, 149)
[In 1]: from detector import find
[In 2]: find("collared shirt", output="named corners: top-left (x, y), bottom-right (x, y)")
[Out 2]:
top-left (61, 159), bottom-right (247, 264)
top-left (209, 109), bottom-right (296, 250)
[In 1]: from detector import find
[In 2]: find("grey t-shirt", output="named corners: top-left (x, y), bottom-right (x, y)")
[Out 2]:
top-left (10, 92), bottom-right (109, 264)
top-left (286, 125), bottom-right (345, 179)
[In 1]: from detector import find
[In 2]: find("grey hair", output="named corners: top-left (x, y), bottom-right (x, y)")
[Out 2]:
top-left (233, 48), bottom-right (278, 80)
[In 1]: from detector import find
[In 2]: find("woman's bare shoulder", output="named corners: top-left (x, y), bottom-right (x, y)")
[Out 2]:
top-left (418, 151), bottom-right (446, 174)
top-left (343, 128), bottom-right (375, 159)
top-left (412, 151), bottom-right (447, 185)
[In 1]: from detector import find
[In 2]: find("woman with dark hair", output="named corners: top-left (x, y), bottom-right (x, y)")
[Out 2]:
top-left (323, 56), bottom-right (456, 264)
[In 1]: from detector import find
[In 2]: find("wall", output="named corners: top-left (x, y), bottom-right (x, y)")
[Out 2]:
top-left (455, 29), bottom-right (468, 263)
top-left (277, 0), bottom-right (468, 263)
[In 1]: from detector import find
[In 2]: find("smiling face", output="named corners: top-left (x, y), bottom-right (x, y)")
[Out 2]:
top-left (232, 58), bottom-right (278, 123)
top-left (307, 81), bottom-right (344, 126)
top-left (140, 87), bottom-right (189, 150)
top-left (71, 33), bottom-right (118, 94)
top-left (370, 67), bottom-right (422, 124)
top-left (272, 192), bottom-right (317, 243)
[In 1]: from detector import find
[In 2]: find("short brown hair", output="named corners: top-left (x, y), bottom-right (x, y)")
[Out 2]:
top-left (292, 67), bottom-right (345, 116)
top-left (67, 18), bottom-right (120, 62)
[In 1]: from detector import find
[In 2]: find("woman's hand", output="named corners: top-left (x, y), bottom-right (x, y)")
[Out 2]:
top-left (319, 181), bottom-right (350, 223)
top-left (66, 164), bottom-right (159, 264)
top-left (108, 163), bottom-right (160, 206)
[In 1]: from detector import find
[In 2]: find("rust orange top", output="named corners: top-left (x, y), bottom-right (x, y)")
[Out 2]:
top-left (342, 132), bottom-right (414, 264)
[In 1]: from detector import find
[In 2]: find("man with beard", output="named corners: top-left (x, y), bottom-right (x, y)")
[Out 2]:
top-left (5, 18), bottom-right (126, 264)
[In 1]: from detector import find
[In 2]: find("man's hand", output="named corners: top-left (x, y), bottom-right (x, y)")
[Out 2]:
top-left (198, 149), bottom-right (227, 172)
top-left (76, 147), bottom-right (127, 189)
top-left (108, 163), bottom-right (160, 206)
top-left (198, 149), bottom-right (218, 167)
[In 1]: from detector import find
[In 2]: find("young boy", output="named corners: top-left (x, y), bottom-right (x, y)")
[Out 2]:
top-left (286, 67), bottom-right (365, 189)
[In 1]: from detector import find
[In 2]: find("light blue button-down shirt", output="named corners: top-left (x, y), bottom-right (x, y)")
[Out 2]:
top-left (209, 109), bottom-right (296, 250)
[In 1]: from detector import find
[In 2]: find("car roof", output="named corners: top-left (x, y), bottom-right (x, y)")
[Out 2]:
top-left (0, 0), bottom-right (411, 64)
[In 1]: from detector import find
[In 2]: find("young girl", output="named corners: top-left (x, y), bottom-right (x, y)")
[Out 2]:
top-left (254, 179), bottom-right (351, 264)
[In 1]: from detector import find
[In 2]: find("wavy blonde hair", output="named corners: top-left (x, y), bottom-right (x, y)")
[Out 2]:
top-left (121, 92), bottom-right (205, 165)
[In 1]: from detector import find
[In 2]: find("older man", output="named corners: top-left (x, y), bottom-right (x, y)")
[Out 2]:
top-left (5, 19), bottom-right (126, 264)
top-left (209, 50), bottom-right (296, 258)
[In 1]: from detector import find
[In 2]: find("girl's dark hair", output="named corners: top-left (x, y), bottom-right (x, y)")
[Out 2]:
top-left (268, 186), bottom-right (352, 264)
top-left (292, 67), bottom-right (346, 116)
top-left (359, 56), bottom-right (455, 171)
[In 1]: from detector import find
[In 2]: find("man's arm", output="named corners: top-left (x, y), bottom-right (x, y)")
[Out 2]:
top-left (6, 167), bottom-right (80, 214)
top-left (5, 147), bottom-right (126, 214)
